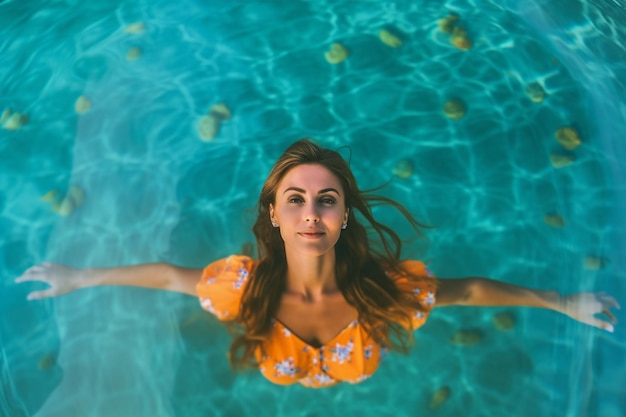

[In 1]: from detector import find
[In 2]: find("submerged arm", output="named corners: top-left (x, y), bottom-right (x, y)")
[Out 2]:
top-left (435, 277), bottom-right (620, 332)
top-left (15, 262), bottom-right (202, 299)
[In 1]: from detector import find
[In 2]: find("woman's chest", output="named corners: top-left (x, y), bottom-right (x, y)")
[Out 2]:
top-left (274, 296), bottom-right (358, 347)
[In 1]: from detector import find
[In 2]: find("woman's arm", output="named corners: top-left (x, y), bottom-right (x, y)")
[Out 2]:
top-left (436, 277), bottom-right (620, 332)
top-left (15, 262), bottom-right (203, 299)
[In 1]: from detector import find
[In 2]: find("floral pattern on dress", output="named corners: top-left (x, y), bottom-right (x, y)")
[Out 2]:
top-left (414, 286), bottom-right (436, 307)
top-left (423, 291), bottom-right (436, 306)
top-left (274, 357), bottom-right (299, 378)
top-left (329, 340), bottom-right (354, 364)
top-left (233, 266), bottom-right (249, 289)
top-left (301, 373), bottom-right (336, 387)
top-left (313, 373), bottom-right (336, 386)
top-left (364, 344), bottom-right (374, 360)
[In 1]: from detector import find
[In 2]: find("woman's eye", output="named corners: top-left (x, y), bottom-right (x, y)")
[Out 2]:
top-left (288, 196), bottom-right (304, 204)
top-left (320, 197), bottom-right (336, 205)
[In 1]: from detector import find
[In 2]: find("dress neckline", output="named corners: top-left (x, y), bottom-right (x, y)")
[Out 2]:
top-left (272, 318), bottom-right (358, 349)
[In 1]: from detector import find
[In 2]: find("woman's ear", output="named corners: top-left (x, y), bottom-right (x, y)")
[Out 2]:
top-left (269, 204), bottom-right (278, 226)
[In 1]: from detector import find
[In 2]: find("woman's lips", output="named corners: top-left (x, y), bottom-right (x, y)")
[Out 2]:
top-left (298, 232), bottom-right (325, 239)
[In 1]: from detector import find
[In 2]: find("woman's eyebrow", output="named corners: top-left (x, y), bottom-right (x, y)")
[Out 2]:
top-left (283, 187), bottom-right (341, 196)
top-left (319, 188), bottom-right (340, 196)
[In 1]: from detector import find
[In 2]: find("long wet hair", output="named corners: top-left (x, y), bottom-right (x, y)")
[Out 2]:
top-left (229, 138), bottom-right (432, 369)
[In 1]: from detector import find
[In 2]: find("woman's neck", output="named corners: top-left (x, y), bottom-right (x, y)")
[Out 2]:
top-left (283, 250), bottom-right (339, 302)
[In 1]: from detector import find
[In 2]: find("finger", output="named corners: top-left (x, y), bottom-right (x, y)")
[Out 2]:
top-left (603, 295), bottom-right (621, 310)
top-left (27, 289), bottom-right (56, 301)
top-left (15, 265), bottom-right (43, 281)
top-left (596, 292), bottom-right (620, 309)
top-left (14, 275), bottom-right (28, 283)
top-left (588, 318), bottom-right (614, 333)
top-left (15, 273), bottom-right (43, 284)
top-left (602, 309), bottom-right (617, 323)
top-left (15, 274), bottom-right (40, 283)
top-left (15, 264), bottom-right (54, 283)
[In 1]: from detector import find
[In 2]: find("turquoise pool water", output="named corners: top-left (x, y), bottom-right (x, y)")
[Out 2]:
top-left (1, 0), bottom-right (625, 416)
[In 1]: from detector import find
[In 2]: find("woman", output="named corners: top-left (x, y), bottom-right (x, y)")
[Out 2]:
top-left (16, 139), bottom-right (619, 388)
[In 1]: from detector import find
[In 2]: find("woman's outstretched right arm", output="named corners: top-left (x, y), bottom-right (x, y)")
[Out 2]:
top-left (15, 262), bottom-right (202, 300)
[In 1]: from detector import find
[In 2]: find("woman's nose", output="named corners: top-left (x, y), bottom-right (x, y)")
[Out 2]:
top-left (304, 205), bottom-right (320, 222)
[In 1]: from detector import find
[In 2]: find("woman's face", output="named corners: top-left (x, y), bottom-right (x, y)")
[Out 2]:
top-left (270, 163), bottom-right (349, 257)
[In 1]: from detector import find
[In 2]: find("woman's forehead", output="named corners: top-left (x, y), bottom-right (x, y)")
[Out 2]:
top-left (278, 164), bottom-right (343, 193)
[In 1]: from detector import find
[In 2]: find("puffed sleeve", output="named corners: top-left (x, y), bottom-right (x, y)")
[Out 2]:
top-left (387, 260), bottom-right (437, 330)
top-left (196, 255), bottom-right (255, 321)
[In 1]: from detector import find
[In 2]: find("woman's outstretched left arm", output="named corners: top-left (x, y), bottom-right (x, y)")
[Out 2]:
top-left (435, 277), bottom-right (620, 332)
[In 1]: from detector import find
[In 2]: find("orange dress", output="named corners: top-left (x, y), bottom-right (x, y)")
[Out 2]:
top-left (196, 255), bottom-right (437, 388)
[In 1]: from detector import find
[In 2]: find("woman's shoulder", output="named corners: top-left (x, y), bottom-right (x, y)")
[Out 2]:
top-left (196, 255), bottom-right (255, 320)
top-left (398, 259), bottom-right (435, 278)
top-left (203, 255), bottom-right (255, 278)
top-left (383, 259), bottom-right (435, 280)
top-left (386, 259), bottom-right (437, 298)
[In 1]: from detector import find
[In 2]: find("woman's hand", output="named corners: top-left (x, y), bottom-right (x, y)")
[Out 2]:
top-left (560, 292), bottom-right (620, 332)
top-left (15, 262), bottom-right (85, 300)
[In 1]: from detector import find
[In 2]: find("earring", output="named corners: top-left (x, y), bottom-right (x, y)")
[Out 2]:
top-left (271, 221), bottom-right (278, 228)
top-left (341, 223), bottom-right (347, 230)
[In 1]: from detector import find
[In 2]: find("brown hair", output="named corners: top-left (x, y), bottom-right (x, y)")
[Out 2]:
top-left (229, 138), bottom-right (432, 369)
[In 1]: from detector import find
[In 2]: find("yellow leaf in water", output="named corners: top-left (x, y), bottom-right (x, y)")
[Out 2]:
top-left (524, 82), bottom-right (546, 103)
top-left (2, 112), bottom-right (29, 130)
top-left (125, 22), bottom-right (146, 34)
top-left (392, 160), bottom-right (413, 179)
top-left (429, 386), bottom-right (451, 409)
top-left (40, 190), bottom-right (59, 203)
top-left (325, 43), bottom-right (348, 64)
top-left (437, 15), bottom-right (459, 33)
top-left (39, 354), bottom-right (55, 370)
top-left (555, 127), bottom-right (582, 150)
top-left (198, 115), bottom-right (219, 141)
top-left (126, 46), bottom-right (142, 61)
top-left (449, 329), bottom-right (483, 345)
top-left (550, 154), bottom-right (574, 168)
top-left (443, 99), bottom-right (466, 120)
top-left (493, 312), bottom-right (515, 331)
top-left (583, 256), bottom-right (607, 270)
top-left (210, 103), bottom-right (231, 121)
top-left (75, 96), bottom-right (92, 114)
top-left (379, 29), bottom-right (402, 47)
top-left (544, 213), bottom-right (565, 228)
